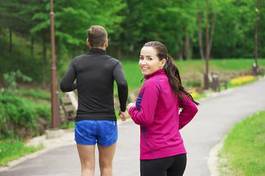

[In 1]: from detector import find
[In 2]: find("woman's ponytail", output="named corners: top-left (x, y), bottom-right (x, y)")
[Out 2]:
top-left (144, 41), bottom-right (199, 105)
top-left (165, 55), bottom-right (199, 105)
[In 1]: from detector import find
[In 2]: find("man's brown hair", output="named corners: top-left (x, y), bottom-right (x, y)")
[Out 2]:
top-left (87, 25), bottom-right (108, 48)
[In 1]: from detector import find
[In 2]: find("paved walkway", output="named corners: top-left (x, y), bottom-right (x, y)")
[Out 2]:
top-left (1, 78), bottom-right (265, 176)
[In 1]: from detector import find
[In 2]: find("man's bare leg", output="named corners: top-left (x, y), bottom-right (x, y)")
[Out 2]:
top-left (77, 144), bottom-right (95, 176)
top-left (98, 143), bottom-right (116, 176)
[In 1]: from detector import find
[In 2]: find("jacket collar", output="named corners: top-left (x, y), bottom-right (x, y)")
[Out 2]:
top-left (89, 48), bottom-right (106, 55)
top-left (145, 69), bottom-right (166, 79)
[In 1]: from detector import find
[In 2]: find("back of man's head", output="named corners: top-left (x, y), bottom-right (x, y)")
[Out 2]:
top-left (87, 25), bottom-right (108, 48)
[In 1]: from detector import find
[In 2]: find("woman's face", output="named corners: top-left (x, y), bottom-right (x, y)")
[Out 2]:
top-left (139, 46), bottom-right (166, 76)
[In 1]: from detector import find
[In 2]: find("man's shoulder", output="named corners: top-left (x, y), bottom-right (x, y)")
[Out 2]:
top-left (71, 54), bottom-right (120, 67)
top-left (104, 55), bottom-right (122, 68)
top-left (106, 55), bottom-right (120, 63)
top-left (71, 54), bottom-right (87, 62)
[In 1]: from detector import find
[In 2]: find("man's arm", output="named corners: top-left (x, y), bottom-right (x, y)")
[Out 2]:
top-left (60, 61), bottom-right (77, 92)
top-left (113, 62), bottom-right (128, 112)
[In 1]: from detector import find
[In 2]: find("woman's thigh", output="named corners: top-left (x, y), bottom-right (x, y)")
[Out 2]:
top-left (140, 156), bottom-right (173, 176)
top-left (167, 154), bottom-right (187, 176)
top-left (140, 154), bottom-right (187, 176)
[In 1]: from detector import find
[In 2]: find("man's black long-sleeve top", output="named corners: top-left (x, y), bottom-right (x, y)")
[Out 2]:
top-left (60, 48), bottom-right (128, 121)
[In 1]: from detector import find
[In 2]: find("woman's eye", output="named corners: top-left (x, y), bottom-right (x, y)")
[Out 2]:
top-left (147, 57), bottom-right (153, 61)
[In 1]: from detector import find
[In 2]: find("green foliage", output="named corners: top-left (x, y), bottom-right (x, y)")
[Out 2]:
top-left (60, 121), bottom-right (75, 129)
top-left (122, 60), bottom-right (143, 90)
top-left (0, 91), bottom-right (50, 139)
top-left (1, 0), bottom-right (265, 84)
top-left (213, 0), bottom-right (257, 57)
top-left (0, 138), bottom-right (41, 166)
top-left (0, 32), bottom-right (49, 83)
top-left (3, 70), bottom-right (32, 90)
top-left (184, 80), bottom-right (202, 88)
top-left (16, 88), bottom-right (50, 101)
top-left (220, 111), bottom-right (265, 176)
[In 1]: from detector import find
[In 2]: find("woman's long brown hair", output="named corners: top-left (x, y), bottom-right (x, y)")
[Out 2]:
top-left (144, 41), bottom-right (199, 105)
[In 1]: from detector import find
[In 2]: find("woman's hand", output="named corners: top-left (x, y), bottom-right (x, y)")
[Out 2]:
top-left (127, 103), bottom-right (135, 111)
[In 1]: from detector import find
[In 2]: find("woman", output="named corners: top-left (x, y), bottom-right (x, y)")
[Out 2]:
top-left (127, 41), bottom-right (198, 176)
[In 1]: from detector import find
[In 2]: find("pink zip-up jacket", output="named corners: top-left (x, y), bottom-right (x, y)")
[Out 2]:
top-left (128, 69), bottom-right (198, 160)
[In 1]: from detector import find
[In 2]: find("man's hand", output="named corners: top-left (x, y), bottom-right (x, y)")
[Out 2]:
top-left (119, 111), bottom-right (127, 121)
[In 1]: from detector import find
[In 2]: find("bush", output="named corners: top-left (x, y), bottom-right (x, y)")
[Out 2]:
top-left (184, 80), bottom-right (202, 88)
top-left (229, 75), bottom-right (256, 87)
top-left (3, 70), bottom-right (32, 90)
top-left (0, 91), bottom-right (50, 139)
top-left (16, 88), bottom-right (50, 101)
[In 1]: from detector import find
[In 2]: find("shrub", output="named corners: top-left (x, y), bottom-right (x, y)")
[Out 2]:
top-left (229, 75), bottom-right (256, 87)
top-left (3, 70), bottom-right (32, 90)
top-left (0, 91), bottom-right (50, 139)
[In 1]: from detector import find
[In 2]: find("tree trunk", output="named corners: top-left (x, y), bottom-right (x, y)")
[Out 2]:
top-left (253, 0), bottom-right (260, 75)
top-left (9, 28), bottom-right (12, 53)
top-left (42, 36), bottom-right (47, 84)
top-left (117, 47), bottom-right (122, 59)
top-left (177, 42), bottom-right (183, 60)
top-left (204, 0), bottom-right (210, 89)
top-left (31, 37), bottom-right (34, 57)
top-left (197, 12), bottom-right (204, 60)
top-left (208, 13), bottom-right (216, 59)
top-left (184, 33), bottom-right (191, 59)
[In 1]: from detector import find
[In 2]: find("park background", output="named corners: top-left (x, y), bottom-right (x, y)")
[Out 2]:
top-left (0, 0), bottom-right (265, 175)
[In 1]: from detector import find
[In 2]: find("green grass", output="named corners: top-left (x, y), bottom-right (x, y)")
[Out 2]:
top-left (121, 59), bottom-right (265, 90)
top-left (0, 89), bottom-right (51, 139)
top-left (177, 59), bottom-right (265, 72)
top-left (122, 60), bottom-right (143, 90)
top-left (16, 88), bottom-right (50, 101)
top-left (0, 88), bottom-right (50, 166)
top-left (0, 139), bottom-right (42, 166)
top-left (219, 111), bottom-right (265, 176)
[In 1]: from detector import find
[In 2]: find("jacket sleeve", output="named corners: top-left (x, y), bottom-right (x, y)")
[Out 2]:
top-left (60, 60), bottom-right (77, 92)
top-left (113, 62), bottom-right (128, 112)
top-left (178, 94), bottom-right (198, 129)
top-left (128, 81), bottom-right (159, 126)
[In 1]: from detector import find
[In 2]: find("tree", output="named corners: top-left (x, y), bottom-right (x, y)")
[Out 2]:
top-left (159, 0), bottom-right (197, 59)
top-left (195, 0), bottom-right (221, 89)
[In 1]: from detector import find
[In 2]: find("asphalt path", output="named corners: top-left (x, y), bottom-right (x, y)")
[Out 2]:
top-left (1, 78), bottom-right (265, 176)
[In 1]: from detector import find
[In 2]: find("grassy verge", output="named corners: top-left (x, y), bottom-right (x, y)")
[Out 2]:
top-left (0, 88), bottom-right (50, 167)
top-left (219, 111), bottom-right (265, 176)
top-left (0, 139), bottom-right (42, 167)
top-left (122, 59), bottom-right (265, 89)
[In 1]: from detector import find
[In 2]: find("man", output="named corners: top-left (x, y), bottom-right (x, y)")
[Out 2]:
top-left (60, 25), bottom-right (128, 176)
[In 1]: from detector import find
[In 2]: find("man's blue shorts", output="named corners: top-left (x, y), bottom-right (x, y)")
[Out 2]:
top-left (75, 120), bottom-right (117, 147)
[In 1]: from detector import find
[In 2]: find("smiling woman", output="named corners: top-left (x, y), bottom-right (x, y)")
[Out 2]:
top-left (127, 41), bottom-right (198, 176)
top-left (139, 46), bottom-right (166, 76)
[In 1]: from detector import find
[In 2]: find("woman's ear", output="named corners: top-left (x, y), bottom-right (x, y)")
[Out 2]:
top-left (160, 58), bottom-right (167, 68)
